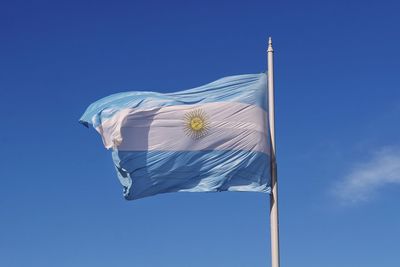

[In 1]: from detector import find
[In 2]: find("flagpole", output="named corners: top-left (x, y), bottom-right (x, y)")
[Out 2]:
top-left (268, 37), bottom-right (280, 267)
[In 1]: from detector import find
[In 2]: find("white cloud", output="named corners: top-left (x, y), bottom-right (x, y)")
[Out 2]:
top-left (334, 147), bottom-right (400, 204)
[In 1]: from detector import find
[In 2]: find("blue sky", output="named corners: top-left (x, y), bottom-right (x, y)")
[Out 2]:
top-left (1, 0), bottom-right (400, 266)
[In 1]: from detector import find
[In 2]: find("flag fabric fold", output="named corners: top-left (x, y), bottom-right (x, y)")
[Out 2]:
top-left (80, 73), bottom-right (271, 200)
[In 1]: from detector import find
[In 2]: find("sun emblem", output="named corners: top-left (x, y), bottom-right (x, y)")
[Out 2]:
top-left (183, 109), bottom-right (210, 139)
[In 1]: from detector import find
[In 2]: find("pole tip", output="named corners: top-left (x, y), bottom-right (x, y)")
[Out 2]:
top-left (268, 37), bottom-right (273, 52)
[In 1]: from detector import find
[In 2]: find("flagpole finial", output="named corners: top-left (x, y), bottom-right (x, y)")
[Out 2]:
top-left (268, 37), bottom-right (274, 52)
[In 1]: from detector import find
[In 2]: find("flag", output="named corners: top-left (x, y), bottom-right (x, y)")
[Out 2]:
top-left (80, 73), bottom-right (271, 200)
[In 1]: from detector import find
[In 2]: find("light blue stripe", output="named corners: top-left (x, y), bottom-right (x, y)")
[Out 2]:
top-left (112, 150), bottom-right (271, 200)
top-left (80, 73), bottom-right (267, 128)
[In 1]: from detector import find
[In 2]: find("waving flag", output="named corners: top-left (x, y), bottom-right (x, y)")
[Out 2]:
top-left (80, 73), bottom-right (271, 200)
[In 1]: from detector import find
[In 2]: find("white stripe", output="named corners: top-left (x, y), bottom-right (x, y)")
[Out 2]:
top-left (96, 102), bottom-right (269, 153)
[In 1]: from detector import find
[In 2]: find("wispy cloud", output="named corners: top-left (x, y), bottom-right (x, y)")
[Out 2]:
top-left (334, 147), bottom-right (400, 204)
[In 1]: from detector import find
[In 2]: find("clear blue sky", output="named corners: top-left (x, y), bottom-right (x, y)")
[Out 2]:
top-left (1, 1), bottom-right (400, 266)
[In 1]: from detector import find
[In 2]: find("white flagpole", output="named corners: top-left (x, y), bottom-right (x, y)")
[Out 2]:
top-left (268, 37), bottom-right (280, 267)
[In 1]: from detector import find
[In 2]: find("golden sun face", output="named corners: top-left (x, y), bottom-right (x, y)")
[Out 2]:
top-left (184, 109), bottom-right (209, 139)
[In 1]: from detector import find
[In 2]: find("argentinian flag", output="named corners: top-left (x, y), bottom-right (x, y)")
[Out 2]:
top-left (80, 73), bottom-right (271, 200)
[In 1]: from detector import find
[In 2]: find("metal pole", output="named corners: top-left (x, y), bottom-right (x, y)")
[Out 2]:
top-left (268, 37), bottom-right (280, 267)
